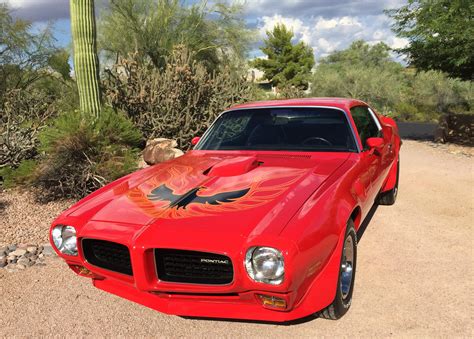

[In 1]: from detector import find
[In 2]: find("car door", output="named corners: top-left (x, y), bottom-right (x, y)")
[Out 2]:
top-left (350, 105), bottom-right (384, 209)
top-left (368, 107), bottom-right (397, 189)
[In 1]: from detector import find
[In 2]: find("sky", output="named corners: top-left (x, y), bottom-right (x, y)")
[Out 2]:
top-left (3, 0), bottom-right (409, 61)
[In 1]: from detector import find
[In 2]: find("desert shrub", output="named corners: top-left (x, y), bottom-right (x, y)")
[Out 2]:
top-left (0, 159), bottom-right (37, 188)
top-left (312, 62), bottom-right (405, 114)
top-left (0, 89), bottom-right (58, 168)
top-left (392, 102), bottom-right (426, 122)
top-left (32, 108), bottom-right (142, 201)
top-left (407, 70), bottom-right (473, 116)
top-left (311, 40), bottom-right (473, 122)
top-left (277, 85), bottom-right (307, 99)
top-left (104, 46), bottom-right (255, 148)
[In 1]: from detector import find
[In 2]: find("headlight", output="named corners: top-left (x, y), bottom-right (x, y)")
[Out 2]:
top-left (51, 225), bottom-right (77, 256)
top-left (245, 246), bottom-right (284, 285)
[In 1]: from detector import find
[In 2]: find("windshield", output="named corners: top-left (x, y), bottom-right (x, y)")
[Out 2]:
top-left (196, 107), bottom-right (357, 152)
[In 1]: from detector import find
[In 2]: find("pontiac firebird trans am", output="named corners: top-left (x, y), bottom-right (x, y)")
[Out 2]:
top-left (50, 98), bottom-right (401, 322)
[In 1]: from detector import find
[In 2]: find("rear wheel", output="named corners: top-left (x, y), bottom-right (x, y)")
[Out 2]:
top-left (318, 220), bottom-right (357, 320)
top-left (377, 158), bottom-right (400, 206)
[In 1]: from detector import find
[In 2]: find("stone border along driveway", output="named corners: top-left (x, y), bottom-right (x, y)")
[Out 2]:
top-left (0, 244), bottom-right (56, 272)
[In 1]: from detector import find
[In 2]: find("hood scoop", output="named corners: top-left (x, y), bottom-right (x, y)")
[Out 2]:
top-left (206, 156), bottom-right (260, 177)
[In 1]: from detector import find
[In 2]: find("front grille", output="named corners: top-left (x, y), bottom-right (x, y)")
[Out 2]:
top-left (82, 239), bottom-right (133, 276)
top-left (155, 249), bottom-right (233, 285)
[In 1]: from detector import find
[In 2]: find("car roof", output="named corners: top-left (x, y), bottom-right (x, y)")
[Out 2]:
top-left (230, 97), bottom-right (368, 112)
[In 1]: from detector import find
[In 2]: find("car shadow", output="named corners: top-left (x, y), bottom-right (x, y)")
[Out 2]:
top-left (180, 313), bottom-right (320, 326)
top-left (357, 203), bottom-right (379, 242)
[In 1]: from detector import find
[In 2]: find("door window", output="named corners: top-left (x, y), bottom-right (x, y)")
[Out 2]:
top-left (350, 106), bottom-right (381, 150)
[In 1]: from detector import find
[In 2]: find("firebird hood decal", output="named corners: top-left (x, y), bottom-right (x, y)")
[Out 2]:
top-left (147, 184), bottom-right (251, 209)
top-left (69, 152), bottom-right (351, 229)
top-left (126, 163), bottom-right (306, 219)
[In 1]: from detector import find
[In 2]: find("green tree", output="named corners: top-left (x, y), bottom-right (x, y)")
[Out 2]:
top-left (99, 0), bottom-right (252, 70)
top-left (252, 24), bottom-right (314, 89)
top-left (1, 4), bottom-right (78, 169)
top-left (311, 40), bottom-right (473, 121)
top-left (0, 4), bottom-right (63, 97)
top-left (321, 40), bottom-right (394, 68)
top-left (312, 41), bottom-right (406, 111)
top-left (387, 0), bottom-right (474, 80)
top-left (70, 0), bottom-right (102, 118)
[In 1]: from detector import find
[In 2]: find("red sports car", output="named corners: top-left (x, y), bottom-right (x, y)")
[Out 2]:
top-left (50, 98), bottom-right (401, 322)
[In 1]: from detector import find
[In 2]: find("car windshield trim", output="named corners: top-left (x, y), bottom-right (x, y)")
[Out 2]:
top-left (195, 106), bottom-right (360, 153)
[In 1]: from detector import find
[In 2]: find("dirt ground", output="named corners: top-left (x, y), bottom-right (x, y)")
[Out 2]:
top-left (0, 140), bottom-right (472, 337)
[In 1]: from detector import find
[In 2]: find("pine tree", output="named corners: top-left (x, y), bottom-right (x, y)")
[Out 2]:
top-left (252, 24), bottom-right (315, 90)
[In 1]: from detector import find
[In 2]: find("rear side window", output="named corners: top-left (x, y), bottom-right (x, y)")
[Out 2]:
top-left (350, 106), bottom-right (380, 149)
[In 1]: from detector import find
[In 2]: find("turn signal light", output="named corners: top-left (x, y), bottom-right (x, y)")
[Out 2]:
top-left (257, 294), bottom-right (287, 310)
top-left (69, 264), bottom-right (102, 279)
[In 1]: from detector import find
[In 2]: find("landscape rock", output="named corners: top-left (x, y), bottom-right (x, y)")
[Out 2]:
top-left (17, 258), bottom-right (30, 266)
top-left (27, 246), bottom-right (38, 254)
top-left (5, 264), bottom-right (17, 272)
top-left (142, 138), bottom-right (184, 165)
top-left (0, 243), bottom-right (52, 271)
top-left (42, 245), bottom-right (55, 256)
top-left (10, 249), bottom-right (27, 257)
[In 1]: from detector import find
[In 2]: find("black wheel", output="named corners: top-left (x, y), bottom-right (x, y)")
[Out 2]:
top-left (318, 220), bottom-right (357, 320)
top-left (377, 158), bottom-right (400, 206)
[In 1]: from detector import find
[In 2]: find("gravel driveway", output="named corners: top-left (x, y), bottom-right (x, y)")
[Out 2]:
top-left (0, 140), bottom-right (472, 337)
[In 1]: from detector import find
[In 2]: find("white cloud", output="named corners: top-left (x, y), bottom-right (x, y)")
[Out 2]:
top-left (390, 36), bottom-right (409, 49)
top-left (259, 15), bottom-right (308, 40)
top-left (246, 0), bottom-right (407, 18)
top-left (3, 0), bottom-right (70, 21)
top-left (5, 0), bottom-right (410, 62)
top-left (255, 11), bottom-right (409, 61)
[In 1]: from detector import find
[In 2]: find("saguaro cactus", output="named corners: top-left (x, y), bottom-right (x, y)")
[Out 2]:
top-left (70, 0), bottom-right (101, 118)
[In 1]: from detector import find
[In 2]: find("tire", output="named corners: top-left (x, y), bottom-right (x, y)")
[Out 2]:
top-left (377, 158), bottom-right (399, 206)
top-left (318, 220), bottom-right (357, 320)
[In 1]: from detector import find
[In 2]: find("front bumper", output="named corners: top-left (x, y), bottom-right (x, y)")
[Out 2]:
top-left (93, 278), bottom-right (307, 322)
top-left (53, 220), bottom-right (345, 322)
top-left (59, 235), bottom-right (343, 323)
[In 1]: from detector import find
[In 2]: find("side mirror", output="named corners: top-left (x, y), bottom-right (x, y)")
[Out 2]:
top-left (366, 137), bottom-right (384, 150)
top-left (191, 136), bottom-right (201, 146)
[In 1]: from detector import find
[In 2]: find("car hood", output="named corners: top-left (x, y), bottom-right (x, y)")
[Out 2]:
top-left (67, 151), bottom-right (349, 243)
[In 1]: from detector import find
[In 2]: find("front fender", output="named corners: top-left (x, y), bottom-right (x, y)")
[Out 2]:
top-left (292, 224), bottom-right (346, 316)
top-left (280, 157), bottom-right (360, 313)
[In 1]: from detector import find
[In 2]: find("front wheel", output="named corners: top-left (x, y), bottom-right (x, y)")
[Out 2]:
top-left (318, 220), bottom-right (357, 320)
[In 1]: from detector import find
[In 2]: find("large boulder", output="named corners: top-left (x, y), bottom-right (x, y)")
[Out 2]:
top-left (142, 138), bottom-right (184, 166)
